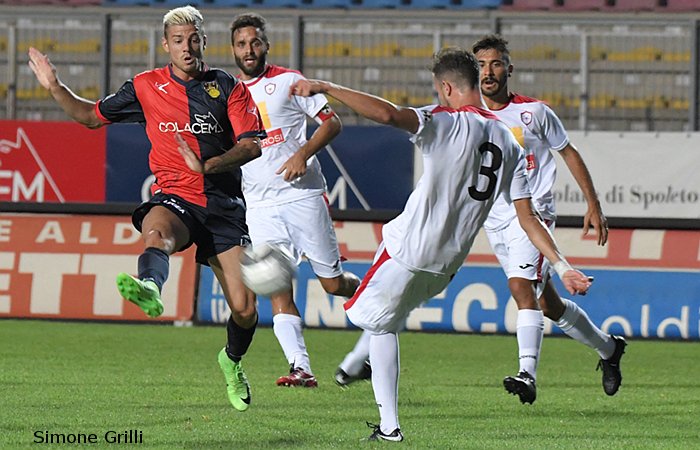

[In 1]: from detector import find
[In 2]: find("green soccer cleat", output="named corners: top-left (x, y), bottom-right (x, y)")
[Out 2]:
top-left (218, 348), bottom-right (251, 412)
top-left (116, 273), bottom-right (164, 318)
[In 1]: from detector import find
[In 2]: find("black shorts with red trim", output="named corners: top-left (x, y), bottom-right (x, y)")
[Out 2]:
top-left (132, 192), bottom-right (251, 265)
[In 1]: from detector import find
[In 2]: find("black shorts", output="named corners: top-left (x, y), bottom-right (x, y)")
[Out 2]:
top-left (132, 192), bottom-right (251, 266)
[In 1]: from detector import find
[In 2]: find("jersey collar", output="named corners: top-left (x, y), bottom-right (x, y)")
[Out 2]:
top-left (241, 64), bottom-right (270, 87)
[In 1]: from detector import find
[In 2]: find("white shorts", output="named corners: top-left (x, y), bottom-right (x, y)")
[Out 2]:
top-left (486, 218), bottom-right (555, 297)
top-left (246, 195), bottom-right (343, 279)
top-left (345, 243), bottom-right (451, 334)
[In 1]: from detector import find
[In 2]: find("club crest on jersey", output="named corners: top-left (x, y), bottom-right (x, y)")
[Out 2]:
top-left (265, 83), bottom-right (276, 95)
top-left (520, 111), bottom-right (533, 125)
top-left (203, 81), bottom-right (220, 99)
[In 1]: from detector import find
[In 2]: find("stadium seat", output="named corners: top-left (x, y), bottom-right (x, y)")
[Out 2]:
top-left (407, 0), bottom-right (501, 8)
top-left (66, 0), bottom-right (102, 5)
top-left (560, 0), bottom-right (611, 10)
top-left (209, 0), bottom-right (254, 5)
top-left (500, 0), bottom-right (560, 9)
top-left (358, 0), bottom-right (403, 8)
top-left (407, 0), bottom-right (456, 8)
top-left (612, 0), bottom-right (656, 10)
top-left (255, 0), bottom-right (306, 6)
top-left (310, 0), bottom-right (355, 7)
top-left (661, 0), bottom-right (700, 11)
top-left (463, 0), bottom-right (501, 7)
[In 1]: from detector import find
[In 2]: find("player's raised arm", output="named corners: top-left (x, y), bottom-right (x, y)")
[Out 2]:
top-left (27, 47), bottom-right (102, 129)
top-left (513, 198), bottom-right (592, 295)
top-left (290, 79), bottom-right (419, 133)
top-left (558, 143), bottom-right (609, 246)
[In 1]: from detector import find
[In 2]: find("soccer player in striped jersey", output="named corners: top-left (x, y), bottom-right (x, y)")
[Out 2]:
top-left (29, 6), bottom-right (266, 413)
top-left (473, 34), bottom-right (626, 404)
top-left (229, 13), bottom-right (360, 388)
top-left (290, 47), bottom-right (592, 441)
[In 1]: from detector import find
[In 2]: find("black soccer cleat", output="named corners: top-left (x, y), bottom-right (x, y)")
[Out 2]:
top-left (597, 335), bottom-right (627, 396)
top-left (503, 370), bottom-right (537, 405)
top-left (365, 422), bottom-right (404, 442)
top-left (335, 360), bottom-right (372, 387)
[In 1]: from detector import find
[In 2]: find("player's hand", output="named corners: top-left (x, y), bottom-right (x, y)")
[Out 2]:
top-left (582, 205), bottom-right (608, 246)
top-left (276, 152), bottom-right (307, 182)
top-left (28, 47), bottom-right (60, 91)
top-left (561, 269), bottom-right (593, 296)
top-left (289, 79), bottom-right (328, 98)
top-left (174, 132), bottom-right (204, 173)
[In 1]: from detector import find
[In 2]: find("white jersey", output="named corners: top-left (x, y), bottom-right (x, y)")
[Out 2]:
top-left (382, 104), bottom-right (531, 276)
top-left (241, 65), bottom-right (329, 207)
top-left (484, 94), bottom-right (569, 231)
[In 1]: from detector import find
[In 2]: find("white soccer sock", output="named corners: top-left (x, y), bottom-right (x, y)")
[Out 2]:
top-left (556, 299), bottom-right (615, 359)
top-left (369, 332), bottom-right (400, 434)
top-left (339, 330), bottom-right (371, 376)
top-left (516, 309), bottom-right (544, 379)
top-left (272, 313), bottom-right (311, 373)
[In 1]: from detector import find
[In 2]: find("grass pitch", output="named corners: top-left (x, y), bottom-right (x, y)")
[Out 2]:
top-left (1, 319), bottom-right (699, 449)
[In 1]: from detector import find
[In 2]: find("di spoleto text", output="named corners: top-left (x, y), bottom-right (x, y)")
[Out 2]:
top-left (33, 430), bottom-right (143, 445)
top-left (555, 184), bottom-right (698, 210)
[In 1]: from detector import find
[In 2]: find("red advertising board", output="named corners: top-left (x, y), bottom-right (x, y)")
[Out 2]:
top-left (0, 213), bottom-right (196, 321)
top-left (0, 121), bottom-right (106, 202)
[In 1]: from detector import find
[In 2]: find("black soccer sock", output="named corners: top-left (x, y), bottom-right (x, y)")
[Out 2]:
top-left (225, 314), bottom-right (258, 362)
top-left (137, 247), bottom-right (169, 292)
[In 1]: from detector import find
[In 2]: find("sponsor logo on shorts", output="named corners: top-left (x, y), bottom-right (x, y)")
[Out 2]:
top-left (518, 263), bottom-right (534, 269)
top-left (162, 198), bottom-right (186, 214)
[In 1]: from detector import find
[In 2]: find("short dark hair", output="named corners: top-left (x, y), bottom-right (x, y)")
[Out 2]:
top-left (430, 47), bottom-right (480, 89)
top-left (472, 34), bottom-right (511, 64)
top-left (230, 12), bottom-right (269, 44)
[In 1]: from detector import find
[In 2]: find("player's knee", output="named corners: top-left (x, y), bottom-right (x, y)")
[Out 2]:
top-left (231, 304), bottom-right (257, 324)
top-left (319, 272), bottom-right (360, 297)
top-left (143, 229), bottom-right (178, 254)
top-left (508, 277), bottom-right (538, 309)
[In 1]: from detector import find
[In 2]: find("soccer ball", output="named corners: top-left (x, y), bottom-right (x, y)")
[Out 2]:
top-left (240, 243), bottom-right (297, 297)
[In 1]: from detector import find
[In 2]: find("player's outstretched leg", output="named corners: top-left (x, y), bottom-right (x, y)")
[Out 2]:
top-left (116, 273), bottom-right (163, 318)
top-left (503, 371), bottom-right (537, 405)
top-left (218, 348), bottom-right (251, 411)
top-left (597, 335), bottom-right (627, 395)
top-left (276, 366), bottom-right (318, 388)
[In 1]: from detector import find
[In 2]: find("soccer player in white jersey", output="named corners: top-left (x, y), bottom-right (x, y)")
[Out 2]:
top-left (472, 35), bottom-right (626, 404)
top-left (229, 13), bottom-right (360, 388)
top-left (290, 47), bottom-right (593, 442)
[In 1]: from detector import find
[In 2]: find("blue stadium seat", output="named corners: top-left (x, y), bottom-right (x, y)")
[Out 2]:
top-left (406, 0), bottom-right (453, 8)
top-left (255, 0), bottom-right (306, 6)
top-left (310, 0), bottom-right (354, 7)
top-left (209, 0), bottom-right (254, 6)
top-left (358, 0), bottom-right (402, 7)
top-left (459, 0), bottom-right (501, 7)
